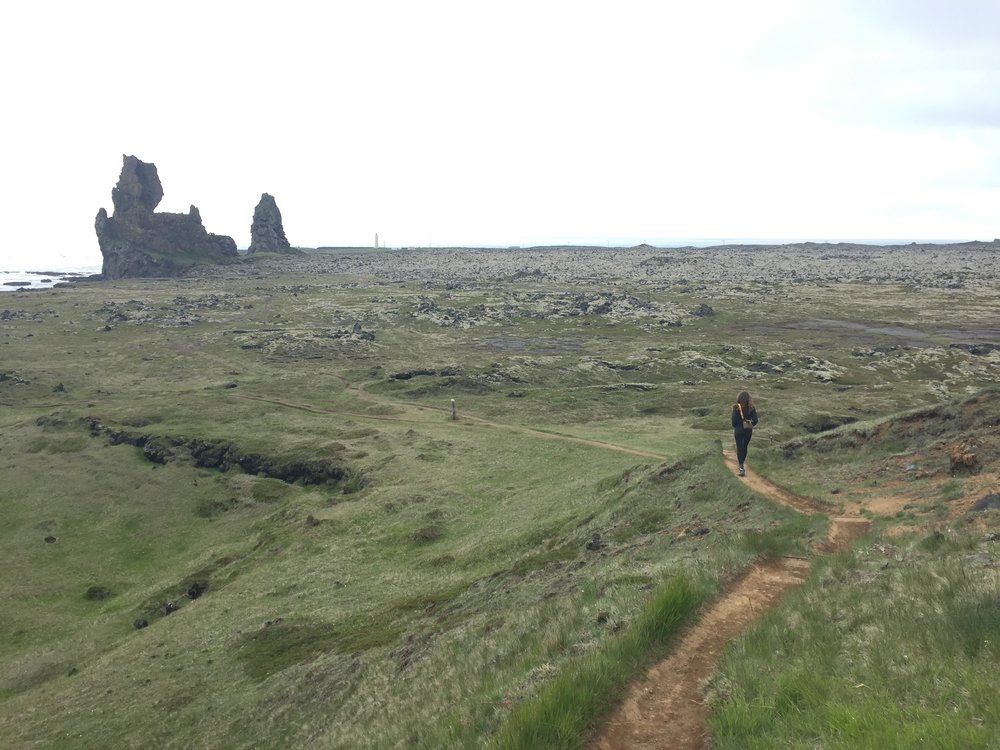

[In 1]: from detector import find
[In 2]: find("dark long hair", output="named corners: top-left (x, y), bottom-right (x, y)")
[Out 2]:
top-left (735, 390), bottom-right (754, 415)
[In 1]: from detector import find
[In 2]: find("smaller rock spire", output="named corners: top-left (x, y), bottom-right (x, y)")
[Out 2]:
top-left (248, 193), bottom-right (292, 254)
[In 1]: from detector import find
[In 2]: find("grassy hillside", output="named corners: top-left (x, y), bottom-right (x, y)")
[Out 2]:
top-left (1, 246), bottom-right (997, 747)
top-left (707, 390), bottom-right (1000, 749)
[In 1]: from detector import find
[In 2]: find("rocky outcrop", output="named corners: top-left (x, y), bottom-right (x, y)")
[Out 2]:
top-left (95, 155), bottom-right (238, 279)
top-left (83, 416), bottom-right (349, 486)
top-left (248, 193), bottom-right (294, 254)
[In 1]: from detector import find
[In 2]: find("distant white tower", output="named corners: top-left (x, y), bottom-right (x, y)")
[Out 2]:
top-left (375, 233), bottom-right (379, 248)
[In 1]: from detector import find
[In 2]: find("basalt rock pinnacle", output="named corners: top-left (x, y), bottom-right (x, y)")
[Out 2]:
top-left (248, 193), bottom-right (294, 254)
top-left (95, 155), bottom-right (238, 279)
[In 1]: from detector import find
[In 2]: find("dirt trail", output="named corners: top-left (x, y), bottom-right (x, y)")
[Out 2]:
top-left (237, 387), bottom-right (872, 749)
top-left (720, 451), bottom-right (872, 552)
top-left (592, 453), bottom-right (871, 750)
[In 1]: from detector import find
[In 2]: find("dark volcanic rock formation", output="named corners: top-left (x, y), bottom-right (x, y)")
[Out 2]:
top-left (84, 417), bottom-right (349, 486)
top-left (248, 193), bottom-right (293, 254)
top-left (95, 155), bottom-right (239, 279)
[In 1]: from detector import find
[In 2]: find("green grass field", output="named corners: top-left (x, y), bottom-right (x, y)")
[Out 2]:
top-left (707, 532), bottom-right (1000, 749)
top-left (1, 247), bottom-right (998, 747)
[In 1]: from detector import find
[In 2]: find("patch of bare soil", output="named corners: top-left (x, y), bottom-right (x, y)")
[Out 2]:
top-left (817, 516), bottom-right (873, 553)
top-left (591, 451), bottom-right (872, 750)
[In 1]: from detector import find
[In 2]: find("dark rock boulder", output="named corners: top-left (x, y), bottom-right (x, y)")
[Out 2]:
top-left (390, 368), bottom-right (438, 380)
top-left (798, 414), bottom-right (858, 433)
top-left (95, 155), bottom-right (238, 279)
top-left (747, 361), bottom-right (782, 375)
top-left (972, 493), bottom-right (1000, 512)
top-left (186, 581), bottom-right (208, 599)
top-left (142, 436), bottom-right (179, 464)
top-left (248, 193), bottom-right (294, 254)
top-left (950, 342), bottom-right (1000, 356)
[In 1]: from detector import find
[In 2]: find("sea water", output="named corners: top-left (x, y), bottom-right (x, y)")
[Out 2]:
top-left (0, 267), bottom-right (101, 292)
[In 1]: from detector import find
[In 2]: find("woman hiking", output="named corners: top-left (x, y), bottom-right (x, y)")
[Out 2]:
top-left (731, 390), bottom-right (758, 477)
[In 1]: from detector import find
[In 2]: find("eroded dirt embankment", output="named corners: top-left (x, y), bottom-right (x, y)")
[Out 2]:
top-left (592, 452), bottom-right (871, 750)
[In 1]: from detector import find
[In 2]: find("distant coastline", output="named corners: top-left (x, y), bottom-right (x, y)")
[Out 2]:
top-left (0, 268), bottom-right (102, 292)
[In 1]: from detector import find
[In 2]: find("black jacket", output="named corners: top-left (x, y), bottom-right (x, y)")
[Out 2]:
top-left (732, 404), bottom-right (758, 432)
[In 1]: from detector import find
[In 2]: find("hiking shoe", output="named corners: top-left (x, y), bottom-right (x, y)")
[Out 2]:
top-left (738, 464), bottom-right (745, 477)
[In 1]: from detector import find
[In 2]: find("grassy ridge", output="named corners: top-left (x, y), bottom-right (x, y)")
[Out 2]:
top-left (0, 389), bottom-right (793, 746)
top-left (707, 389), bottom-right (1000, 749)
top-left (707, 532), bottom-right (1000, 749)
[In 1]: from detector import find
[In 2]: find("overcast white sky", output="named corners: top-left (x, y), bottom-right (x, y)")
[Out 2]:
top-left (2, 0), bottom-right (999, 268)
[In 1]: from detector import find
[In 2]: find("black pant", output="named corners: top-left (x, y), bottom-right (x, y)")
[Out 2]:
top-left (734, 428), bottom-right (752, 465)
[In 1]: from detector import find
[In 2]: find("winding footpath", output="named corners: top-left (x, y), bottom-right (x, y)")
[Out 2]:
top-left (234, 386), bottom-right (871, 748)
top-left (591, 452), bottom-right (871, 750)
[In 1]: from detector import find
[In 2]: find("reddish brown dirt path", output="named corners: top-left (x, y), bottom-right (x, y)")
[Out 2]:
top-left (720, 451), bottom-right (872, 552)
top-left (591, 452), bottom-right (871, 750)
top-left (592, 557), bottom-right (808, 749)
top-left (721, 451), bottom-right (829, 514)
